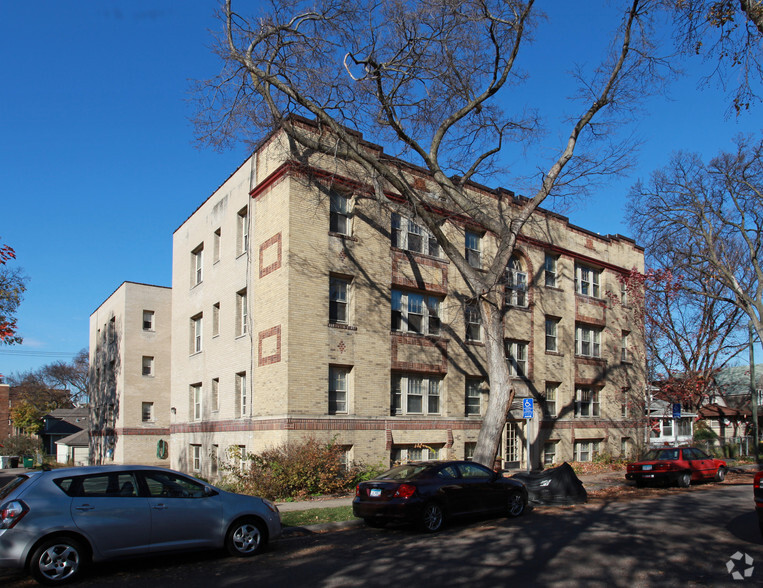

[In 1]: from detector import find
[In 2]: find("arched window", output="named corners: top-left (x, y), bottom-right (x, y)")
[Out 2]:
top-left (505, 257), bottom-right (527, 307)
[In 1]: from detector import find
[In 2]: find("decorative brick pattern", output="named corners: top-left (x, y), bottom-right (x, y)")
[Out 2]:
top-left (391, 251), bottom-right (448, 294)
top-left (391, 333), bottom-right (448, 373)
top-left (258, 325), bottom-right (282, 366)
top-left (259, 232), bottom-right (282, 278)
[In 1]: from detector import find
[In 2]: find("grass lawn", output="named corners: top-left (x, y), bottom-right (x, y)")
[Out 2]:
top-left (280, 505), bottom-right (357, 528)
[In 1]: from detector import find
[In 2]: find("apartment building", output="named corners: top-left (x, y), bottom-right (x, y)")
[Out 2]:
top-left (169, 128), bottom-right (645, 477)
top-left (89, 282), bottom-right (171, 465)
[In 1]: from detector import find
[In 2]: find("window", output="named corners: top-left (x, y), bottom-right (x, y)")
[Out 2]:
top-left (575, 324), bottom-right (601, 358)
top-left (329, 366), bottom-right (349, 414)
top-left (211, 378), bottom-right (219, 412)
top-left (211, 444), bottom-right (219, 475)
top-left (544, 383), bottom-right (558, 417)
top-left (677, 418), bottom-right (692, 437)
top-left (236, 290), bottom-right (248, 336)
top-left (505, 340), bottom-right (528, 377)
top-left (237, 207), bottom-right (249, 254)
top-left (141, 402), bottom-right (154, 422)
top-left (391, 213), bottom-right (440, 257)
top-left (330, 277), bottom-right (350, 324)
top-left (543, 441), bottom-right (558, 466)
top-left (142, 310), bottom-right (155, 331)
top-left (465, 230), bottom-right (481, 268)
top-left (192, 244), bottom-right (204, 286)
top-left (662, 418), bottom-right (673, 437)
top-left (191, 445), bottom-right (202, 472)
top-left (575, 387), bottom-right (600, 417)
top-left (191, 314), bottom-right (203, 354)
top-left (544, 254), bottom-right (557, 288)
top-left (575, 439), bottom-right (600, 462)
top-left (191, 384), bottom-right (202, 421)
top-left (465, 303), bottom-right (482, 342)
top-left (141, 356), bottom-right (154, 376)
top-left (236, 372), bottom-right (247, 418)
top-left (391, 445), bottom-right (441, 465)
top-left (465, 442), bottom-right (476, 461)
top-left (212, 303), bottom-right (220, 337)
top-left (391, 290), bottom-right (441, 335)
top-left (330, 191), bottom-right (351, 235)
top-left (545, 318), bottom-right (559, 352)
top-left (391, 374), bottom-right (442, 415)
top-left (621, 331), bottom-right (630, 362)
top-left (505, 422), bottom-right (519, 463)
top-left (143, 470), bottom-right (206, 498)
top-left (465, 379), bottom-right (483, 416)
top-left (505, 257), bottom-right (527, 307)
top-left (620, 280), bottom-right (628, 304)
top-left (575, 264), bottom-right (600, 298)
top-left (213, 228), bottom-right (221, 262)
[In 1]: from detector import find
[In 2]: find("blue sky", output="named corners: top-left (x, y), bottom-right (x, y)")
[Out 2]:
top-left (0, 1), bottom-right (759, 377)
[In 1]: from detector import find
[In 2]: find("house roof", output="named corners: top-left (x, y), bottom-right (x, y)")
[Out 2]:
top-left (715, 365), bottom-right (763, 396)
top-left (55, 429), bottom-right (89, 447)
top-left (698, 403), bottom-right (751, 419)
top-left (43, 407), bottom-right (88, 436)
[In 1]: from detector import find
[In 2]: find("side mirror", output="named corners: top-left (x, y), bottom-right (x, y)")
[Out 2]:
top-left (203, 485), bottom-right (219, 497)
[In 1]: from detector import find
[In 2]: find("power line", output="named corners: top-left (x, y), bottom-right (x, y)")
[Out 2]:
top-left (0, 349), bottom-right (79, 358)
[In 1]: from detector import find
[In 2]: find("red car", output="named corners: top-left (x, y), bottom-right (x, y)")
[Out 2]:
top-left (754, 471), bottom-right (763, 536)
top-left (625, 447), bottom-right (727, 488)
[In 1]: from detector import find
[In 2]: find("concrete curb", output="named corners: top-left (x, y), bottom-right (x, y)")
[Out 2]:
top-left (281, 518), bottom-right (364, 537)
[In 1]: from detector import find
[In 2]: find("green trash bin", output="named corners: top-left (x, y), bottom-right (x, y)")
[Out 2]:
top-left (22, 456), bottom-right (33, 468)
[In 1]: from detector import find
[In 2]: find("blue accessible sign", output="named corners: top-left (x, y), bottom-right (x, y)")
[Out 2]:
top-left (672, 403), bottom-right (681, 419)
top-left (523, 398), bottom-right (534, 419)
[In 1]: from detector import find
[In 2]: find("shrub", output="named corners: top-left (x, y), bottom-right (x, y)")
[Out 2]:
top-left (0, 435), bottom-right (42, 456)
top-left (221, 437), bottom-right (382, 500)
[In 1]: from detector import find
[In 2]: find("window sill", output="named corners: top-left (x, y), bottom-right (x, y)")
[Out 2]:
top-left (329, 231), bottom-right (358, 242)
top-left (329, 322), bottom-right (358, 331)
top-left (545, 350), bottom-right (564, 357)
top-left (505, 304), bottom-right (530, 312)
top-left (466, 340), bottom-right (484, 346)
top-left (544, 285), bottom-right (564, 292)
top-left (236, 250), bottom-right (248, 260)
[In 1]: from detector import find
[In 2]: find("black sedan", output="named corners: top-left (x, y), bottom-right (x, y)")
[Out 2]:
top-left (352, 460), bottom-right (528, 532)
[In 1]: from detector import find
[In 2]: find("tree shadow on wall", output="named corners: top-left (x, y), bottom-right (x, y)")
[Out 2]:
top-left (88, 316), bottom-right (122, 465)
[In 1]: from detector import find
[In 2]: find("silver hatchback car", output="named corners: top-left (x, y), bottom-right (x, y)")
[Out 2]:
top-left (0, 465), bottom-right (281, 585)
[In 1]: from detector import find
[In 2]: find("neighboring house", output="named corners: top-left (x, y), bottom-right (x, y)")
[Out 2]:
top-left (89, 282), bottom-right (172, 466)
top-left (40, 407), bottom-right (89, 455)
top-left (55, 429), bottom-right (89, 466)
top-left (647, 398), bottom-right (695, 447)
top-left (698, 365), bottom-right (762, 445)
top-left (163, 123), bottom-right (645, 477)
top-left (0, 381), bottom-right (9, 440)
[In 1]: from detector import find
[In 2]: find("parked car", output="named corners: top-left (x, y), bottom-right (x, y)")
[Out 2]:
top-left (352, 460), bottom-right (528, 532)
top-left (754, 470), bottom-right (763, 536)
top-left (0, 465), bottom-right (281, 585)
top-left (625, 447), bottom-right (727, 488)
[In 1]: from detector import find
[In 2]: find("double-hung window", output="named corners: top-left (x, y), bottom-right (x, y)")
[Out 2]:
top-left (142, 310), bottom-right (155, 331)
top-left (391, 290), bottom-right (441, 336)
top-left (465, 230), bottom-right (481, 268)
top-left (505, 340), bottom-right (528, 377)
top-left (465, 303), bottom-right (482, 342)
top-left (237, 290), bottom-right (248, 336)
top-left (331, 278), bottom-right (350, 324)
top-left (236, 372), bottom-right (247, 417)
top-left (575, 324), bottom-right (601, 358)
top-left (575, 387), bottom-right (600, 417)
top-left (192, 245), bottom-right (204, 286)
top-left (545, 318), bottom-right (559, 352)
top-left (575, 264), bottom-right (600, 298)
top-left (391, 213), bottom-right (440, 257)
top-left (330, 192), bottom-right (351, 235)
top-left (544, 254), bottom-right (557, 287)
top-left (575, 439), bottom-right (600, 462)
top-left (621, 331), bottom-right (630, 362)
top-left (329, 367), bottom-right (349, 414)
top-left (465, 379), bottom-right (482, 416)
top-left (391, 374), bottom-right (441, 415)
top-left (191, 384), bottom-right (202, 421)
top-left (237, 207), bottom-right (249, 254)
top-left (191, 314), bottom-right (203, 354)
top-left (544, 383), bottom-right (558, 417)
top-left (505, 257), bottom-right (527, 307)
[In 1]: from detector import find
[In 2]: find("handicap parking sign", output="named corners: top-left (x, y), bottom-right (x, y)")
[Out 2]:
top-left (523, 398), bottom-right (534, 419)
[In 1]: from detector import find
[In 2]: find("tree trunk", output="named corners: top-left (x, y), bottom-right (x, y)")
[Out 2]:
top-left (472, 293), bottom-right (516, 467)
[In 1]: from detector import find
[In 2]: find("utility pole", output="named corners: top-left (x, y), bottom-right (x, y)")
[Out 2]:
top-left (750, 323), bottom-right (759, 463)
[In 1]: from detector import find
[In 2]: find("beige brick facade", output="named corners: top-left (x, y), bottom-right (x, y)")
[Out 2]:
top-left (89, 282), bottom-right (172, 465)
top-left (166, 130), bottom-right (645, 479)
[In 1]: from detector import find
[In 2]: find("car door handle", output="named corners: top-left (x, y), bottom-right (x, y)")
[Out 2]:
top-left (75, 505), bottom-right (94, 511)
top-left (152, 504), bottom-right (168, 510)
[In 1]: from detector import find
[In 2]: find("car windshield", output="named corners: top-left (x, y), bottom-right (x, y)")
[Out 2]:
top-left (643, 449), bottom-right (679, 461)
top-left (0, 475), bottom-right (29, 500)
top-left (376, 464), bottom-right (432, 480)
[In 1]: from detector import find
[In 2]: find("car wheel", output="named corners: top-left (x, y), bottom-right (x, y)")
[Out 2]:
top-left (715, 467), bottom-right (727, 482)
top-left (364, 518), bottom-right (387, 528)
top-left (225, 518), bottom-right (267, 557)
top-left (29, 537), bottom-right (87, 586)
top-left (677, 472), bottom-right (691, 488)
top-left (419, 502), bottom-right (445, 533)
top-left (506, 491), bottom-right (526, 518)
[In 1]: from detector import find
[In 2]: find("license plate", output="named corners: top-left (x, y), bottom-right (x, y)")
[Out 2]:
top-left (369, 488), bottom-right (381, 497)
top-left (642, 465), bottom-right (652, 471)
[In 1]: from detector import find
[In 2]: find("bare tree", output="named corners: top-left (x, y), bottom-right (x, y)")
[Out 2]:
top-left (195, 0), bottom-right (665, 466)
top-left (667, 0), bottom-right (763, 113)
top-left (627, 134), bottom-right (763, 374)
